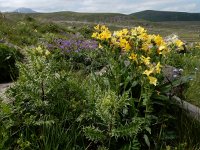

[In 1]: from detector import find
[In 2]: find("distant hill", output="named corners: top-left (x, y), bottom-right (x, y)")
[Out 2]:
top-left (31, 11), bottom-right (127, 22)
top-left (130, 10), bottom-right (200, 22)
top-left (14, 8), bottom-right (37, 13)
top-left (33, 10), bottom-right (200, 22)
top-left (8, 9), bottom-right (200, 22)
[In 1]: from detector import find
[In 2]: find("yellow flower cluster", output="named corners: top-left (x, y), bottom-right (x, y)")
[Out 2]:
top-left (175, 39), bottom-right (184, 48)
top-left (92, 25), bottom-right (183, 86)
top-left (194, 42), bottom-right (200, 49)
top-left (142, 62), bottom-right (162, 86)
top-left (35, 46), bottom-right (51, 57)
top-left (92, 25), bottom-right (111, 40)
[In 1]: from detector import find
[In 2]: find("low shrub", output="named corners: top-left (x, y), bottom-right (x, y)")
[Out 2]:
top-left (88, 25), bottom-right (191, 149)
top-left (0, 46), bottom-right (86, 149)
top-left (38, 23), bottom-right (64, 34)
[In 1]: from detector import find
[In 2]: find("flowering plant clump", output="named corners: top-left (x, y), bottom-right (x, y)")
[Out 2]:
top-left (92, 25), bottom-right (184, 86)
top-left (79, 25), bottom-right (186, 149)
top-left (78, 25), bottom-right (190, 149)
top-left (54, 38), bottom-right (98, 53)
top-left (48, 33), bottom-right (98, 54)
top-left (47, 34), bottom-right (99, 70)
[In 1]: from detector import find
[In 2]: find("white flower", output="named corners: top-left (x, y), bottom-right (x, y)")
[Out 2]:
top-left (179, 68), bottom-right (183, 72)
top-left (165, 34), bottom-right (179, 43)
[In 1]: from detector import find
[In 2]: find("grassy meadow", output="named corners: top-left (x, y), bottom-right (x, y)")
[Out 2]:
top-left (0, 11), bottom-right (200, 149)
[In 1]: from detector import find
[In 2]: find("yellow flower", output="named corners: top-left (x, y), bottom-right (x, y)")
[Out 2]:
top-left (124, 43), bottom-right (131, 51)
top-left (129, 53), bottom-right (137, 61)
top-left (142, 42), bottom-right (153, 52)
top-left (157, 43), bottom-right (167, 55)
top-left (138, 33), bottom-right (148, 41)
top-left (154, 35), bottom-right (164, 46)
top-left (119, 38), bottom-right (126, 46)
top-left (35, 46), bottom-right (43, 54)
top-left (111, 37), bottom-right (118, 44)
top-left (148, 76), bottom-right (157, 86)
top-left (99, 43), bottom-right (103, 49)
top-left (136, 26), bottom-right (146, 34)
top-left (158, 44), bottom-right (166, 51)
top-left (142, 43), bottom-right (149, 51)
top-left (91, 32), bottom-right (98, 38)
top-left (155, 62), bottom-right (162, 74)
top-left (119, 38), bottom-right (131, 51)
top-left (148, 34), bottom-right (155, 41)
top-left (143, 68), bottom-right (154, 76)
top-left (122, 29), bottom-right (129, 35)
top-left (114, 29), bottom-right (129, 37)
top-left (45, 50), bottom-right (50, 56)
top-left (141, 56), bottom-right (151, 65)
top-left (92, 25), bottom-right (111, 40)
top-left (131, 28), bottom-right (137, 36)
top-left (100, 25), bottom-right (108, 31)
top-left (99, 30), bottom-right (111, 40)
top-left (114, 31), bottom-right (123, 37)
top-left (94, 24), bottom-right (100, 30)
top-left (175, 39), bottom-right (183, 48)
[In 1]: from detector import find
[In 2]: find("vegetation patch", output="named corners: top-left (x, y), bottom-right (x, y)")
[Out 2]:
top-left (0, 13), bottom-right (200, 149)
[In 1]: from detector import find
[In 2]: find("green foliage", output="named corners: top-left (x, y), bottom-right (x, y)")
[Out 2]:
top-left (38, 22), bottom-right (64, 34)
top-left (167, 46), bottom-right (200, 106)
top-left (120, 138), bottom-right (141, 150)
top-left (72, 45), bottom-right (160, 148)
top-left (0, 15), bottom-right (68, 47)
top-left (1, 17), bottom-right (200, 149)
top-left (0, 19), bottom-right (38, 46)
top-left (0, 46), bottom-right (86, 149)
top-left (78, 25), bottom-right (94, 38)
top-left (83, 126), bottom-right (106, 143)
top-left (80, 78), bottom-right (149, 149)
top-left (24, 16), bottom-right (36, 22)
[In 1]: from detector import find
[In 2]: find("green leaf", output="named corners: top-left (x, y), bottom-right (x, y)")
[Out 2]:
top-left (152, 94), bottom-right (169, 101)
top-left (144, 134), bottom-right (150, 148)
top-left (111, 118), bottom-right (144, 138)
top-left (83, 126), bottom-right (106, 142)
top-left (120, 137), bottom-right (140, 150)
top-left (145, 127), bottom-right (151, 134)
top-left (0, 103), bottom-right (11, 114)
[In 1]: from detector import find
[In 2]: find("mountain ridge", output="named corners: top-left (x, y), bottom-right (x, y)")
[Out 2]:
top-left (10, 9), bottom-right (200, 21)
top-left (130, 10), bottom-right (200, 21)
top-left (13, 7), bottom-right (37, 13)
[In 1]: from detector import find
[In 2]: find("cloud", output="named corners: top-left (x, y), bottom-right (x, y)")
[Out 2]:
top-left (0, 0), bottom-right (200, 13)
top-left (162, 3), bottom-right (198, 12)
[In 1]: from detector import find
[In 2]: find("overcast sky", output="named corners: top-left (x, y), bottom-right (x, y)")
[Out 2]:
top-left (0, 0), bottom-right (200, 14)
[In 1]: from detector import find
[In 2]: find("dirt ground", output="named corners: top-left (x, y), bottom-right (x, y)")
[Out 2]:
top-left (0, 83), bottom-right (12, 90)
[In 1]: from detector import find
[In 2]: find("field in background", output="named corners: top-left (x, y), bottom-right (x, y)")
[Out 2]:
top-left (4, 12), bottom-right (200, 42)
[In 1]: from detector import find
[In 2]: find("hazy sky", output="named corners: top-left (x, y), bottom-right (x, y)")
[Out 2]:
top-left (0, 0), bottom-right (200, 14)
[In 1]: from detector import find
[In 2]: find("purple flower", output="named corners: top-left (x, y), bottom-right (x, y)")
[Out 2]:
top-left (48, 33), bottom-right (98, 54)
